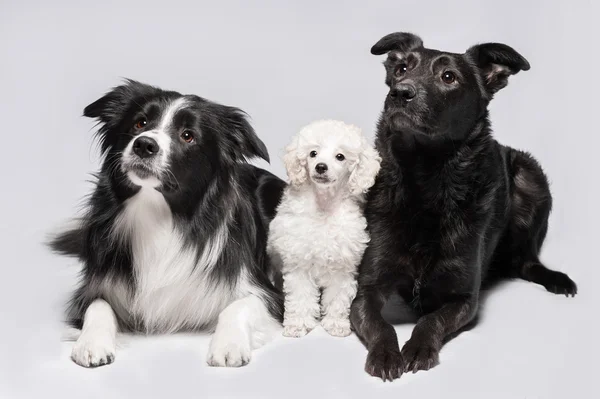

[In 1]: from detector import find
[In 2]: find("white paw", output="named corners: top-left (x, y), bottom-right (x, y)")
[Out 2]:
top-left (282, 324), bottom-right (310, 338)
top-left (207, 335), bottom-right (251, 367)
top-left (71, 333), bottom-right (116, 368)
top-left (322, 317), bottom-right (352, 337)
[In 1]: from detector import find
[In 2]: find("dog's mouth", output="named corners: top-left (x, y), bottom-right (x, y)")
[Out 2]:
top-left (384, 109), bottom-right (431, 136)
top-left (121, 158), bottom-right (162, 182)
top-left (311, 175), bottom-right (335, 185)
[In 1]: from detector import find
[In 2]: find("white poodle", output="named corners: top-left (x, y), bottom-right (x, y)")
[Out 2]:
top-left (268, 120), bottom-right (381, 337)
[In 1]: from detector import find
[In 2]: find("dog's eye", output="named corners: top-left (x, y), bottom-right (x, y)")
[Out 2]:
top-left (441, 71), bottom-right (456, 84)
top-left (134, 118), bottom-right (147, 129)
top-left (181, 131), bottom-right (195, 144)
top-left (395, 63), bottom-right (408, 77)
top-left (309, 150), bottom-right (317, 158)
top-left (336, 154), bottom-right (345, 161)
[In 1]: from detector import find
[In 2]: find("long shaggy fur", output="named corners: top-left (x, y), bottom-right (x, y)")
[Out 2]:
top-left (49, 80), bottom-right (286, 368)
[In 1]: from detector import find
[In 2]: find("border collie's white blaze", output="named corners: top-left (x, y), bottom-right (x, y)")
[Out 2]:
top-left (50, 80), bottom-right (285, 368)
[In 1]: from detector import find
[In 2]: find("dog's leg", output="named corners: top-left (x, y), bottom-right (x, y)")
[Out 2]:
top-left (400, 296), bottom-right (477, 373)
top-left (320, 271), bottom-right (357, 337)
top-left (282, 269), bottom-right (320, 337)
top-left (71, 298), bottom-right (117, 368)
top-left (207, 294), bottom-right (279, 367)
top-left (350, 289), bottom-right (403, 381)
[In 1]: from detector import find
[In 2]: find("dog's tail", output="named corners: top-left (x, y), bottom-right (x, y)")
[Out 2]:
top-left (47, 218), bottom-right (86, 260)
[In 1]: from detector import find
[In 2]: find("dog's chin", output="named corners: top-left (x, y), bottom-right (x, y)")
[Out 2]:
top-left (122, 163), bottom-right (162, 188)
top-left (385, 109), bottom-right (430, 136)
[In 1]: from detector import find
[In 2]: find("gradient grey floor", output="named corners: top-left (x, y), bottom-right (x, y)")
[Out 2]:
top-left (0, 1), bottom-right (595, 398)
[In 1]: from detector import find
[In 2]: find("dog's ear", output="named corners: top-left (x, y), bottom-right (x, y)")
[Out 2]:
top-left (84, 79), bottom-right (152, 153)
top-left (222, 107), bottom-right (270, 163)
top-left (371, 32), bottom-right (423, 55)
top-left (349, 139), bottom-right (381, 196)
top-left (466, 43), bottom-right (530, 96)
top-left (283, 135), bottom-right (308, 187)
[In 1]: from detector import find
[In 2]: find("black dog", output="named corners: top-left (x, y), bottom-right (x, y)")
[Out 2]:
top-left (350, 33), bottom-right (577, 381)
top-left (50, 80), bottom-right (285, 368)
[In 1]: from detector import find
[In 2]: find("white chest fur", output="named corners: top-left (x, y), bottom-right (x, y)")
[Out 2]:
top-left (112, 186), bottom-right (233, 333)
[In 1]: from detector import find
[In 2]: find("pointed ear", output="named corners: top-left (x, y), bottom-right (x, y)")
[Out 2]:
top-left (222, 107), bottom-right (270, 163)
top-left (371, 32), bottom-right (423, 55)
top-left (466, 43), bottom-right (530, 95)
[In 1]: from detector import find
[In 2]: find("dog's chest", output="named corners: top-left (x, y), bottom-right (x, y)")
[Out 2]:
top-left (113, 187), bottom-right (232, 332)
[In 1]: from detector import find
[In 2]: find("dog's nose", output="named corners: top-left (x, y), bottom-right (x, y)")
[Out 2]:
top-left (315, 163), bottom-right (328, 174)
top-left (133, 136), bottom-right (159, 158)
top-left (390, 83), bottom-right (416, 101)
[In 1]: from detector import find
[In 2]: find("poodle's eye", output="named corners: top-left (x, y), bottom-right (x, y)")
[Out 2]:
top-left (309, 150), bottom-right (317, 158)
top-left (336, 154), bottom-right (345, 161)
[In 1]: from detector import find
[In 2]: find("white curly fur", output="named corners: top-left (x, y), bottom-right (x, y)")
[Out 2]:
top-left (269, 120), bottom-right (381, 337)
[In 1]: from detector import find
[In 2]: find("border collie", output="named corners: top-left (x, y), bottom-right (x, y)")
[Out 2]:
top-left (349, 33), bottom-right (578, 381)
top-left (50, 80), bottom-right (285, 368)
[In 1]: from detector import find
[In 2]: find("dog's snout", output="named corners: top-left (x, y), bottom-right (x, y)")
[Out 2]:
top-left (133, 136), bottom-right (159, 159)
top-left (315, 163), bottom-right (328, 174)
top-left (390, 83), bottom-right (416, 101)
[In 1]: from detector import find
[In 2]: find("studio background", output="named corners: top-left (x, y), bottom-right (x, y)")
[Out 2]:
top-left (0, 1), bottom-right (596, 398)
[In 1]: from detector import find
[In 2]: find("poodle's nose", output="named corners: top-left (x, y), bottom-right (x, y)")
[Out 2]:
top-left (315, 163), bottom-right (328, 174)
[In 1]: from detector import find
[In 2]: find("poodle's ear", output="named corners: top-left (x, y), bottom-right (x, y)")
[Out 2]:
top-left (283, 135), bottom-right (308, 187)
top-left (349, 140), bottom-right (381, 196)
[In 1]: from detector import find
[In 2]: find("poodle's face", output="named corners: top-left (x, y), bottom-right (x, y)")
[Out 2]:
top-left (305, 136), bottom-right (353, 188)
top-left (284, 120), bottom-right (381, 196)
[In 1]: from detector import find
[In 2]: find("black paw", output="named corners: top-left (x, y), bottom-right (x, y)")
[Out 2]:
top-left (542, 271), bottom-right (577, 297)
top-left (400, 337), bottom-right (439, 373)
top-left (365, 346), bottom-right (404, 382)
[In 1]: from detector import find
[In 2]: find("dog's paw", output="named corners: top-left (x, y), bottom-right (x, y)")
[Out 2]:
top-left (71, 333), bottom-right (116, 368)
top-left (282, 324), bottom-right (310, 338)
top-left (207, 335), bottom-right (251, 367)
top-left (365, 345), bottom-right (404, 382)
top-left (542, 271), bottom-right (578, 297)
top-left (400, 337), bottom-right (439, 374)
top-left (321, 317), bottom-right (351, 337)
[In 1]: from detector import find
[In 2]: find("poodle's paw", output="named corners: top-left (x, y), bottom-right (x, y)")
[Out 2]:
top-left (283, 316), bottom-right (317, 338)
top-left (71, 332), bottom-right (116, 368)
top-left (207, 333), bottom-right (251, 367)
top-left (322, 317), bottom-right (352, 337)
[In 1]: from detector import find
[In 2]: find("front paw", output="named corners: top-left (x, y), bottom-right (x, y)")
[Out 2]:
top-left (282, 317), bottom-right (317, 338)
top-left (207, 335), bottom-right (251, 367)
top-left (71, 333), bottom-right (116, 368)
top-left (321, 317), bottom-right (351, 337)
top-left (365, 345), bottom-right (404, 382)
top-left (400, 337), bottom-right (439, 373)
top-left (542, 271), bottom-right (578, 297)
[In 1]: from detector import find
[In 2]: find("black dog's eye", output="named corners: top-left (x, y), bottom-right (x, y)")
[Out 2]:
top-left (336, 154), bottom-right (345, 161)
top-left (134, 118), bottom-right (147, 129)
top-left (395, 63), bottom-right (408, 77)
top-left (181, 131), bottom-right (195, 144)
top-left (442, 71), bottom-right (456, 84)
top-left (309, 150), bottom-right (317, 158)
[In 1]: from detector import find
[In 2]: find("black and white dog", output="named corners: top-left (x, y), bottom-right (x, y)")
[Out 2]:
top-left (50, 80), bottom-right (285, 368)
top-left (350, 33), bottom-right (577, 381)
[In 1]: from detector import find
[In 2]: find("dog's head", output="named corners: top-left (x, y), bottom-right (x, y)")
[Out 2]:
top-left (372, 32), bottom-right (530, 140)
top-left (84, 80), bottom-right (268, 190)
top-left (283, 120), bottom-right (380, 196)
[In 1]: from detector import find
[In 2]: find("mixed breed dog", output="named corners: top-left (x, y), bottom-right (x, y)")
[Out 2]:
top-left (50, 32), bottom-right (577, 381)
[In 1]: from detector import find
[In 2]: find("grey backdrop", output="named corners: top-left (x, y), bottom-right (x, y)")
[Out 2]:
top-left (0, 1), bottom-right (596, 398)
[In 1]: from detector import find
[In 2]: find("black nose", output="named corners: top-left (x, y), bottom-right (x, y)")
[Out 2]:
top-left (390, 83), bottom-right (416, 100)
top-left (315, 163), bottom-right (328, 174)
top-left (133, 136), bottom-right (159, 158)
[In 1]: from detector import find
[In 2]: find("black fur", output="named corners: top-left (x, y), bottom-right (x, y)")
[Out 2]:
top-left (350, 33), bottom-right (577, 381)
top-left (50, 80), bottom-right (285, 331)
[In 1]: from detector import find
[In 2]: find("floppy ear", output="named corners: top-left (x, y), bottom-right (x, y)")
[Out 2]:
top-left (371, 32), bottom-right (423, 55)
top-left (221, 107), bottom-right (270, 163)
top-left (282, 135), bottom-right (308, 187)
top-left (83, 79), bottom-right (153, 153)
top-left (349, 140), bottom-right (381, 196)
top-left (466, 43), bottom-right (530, 95)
